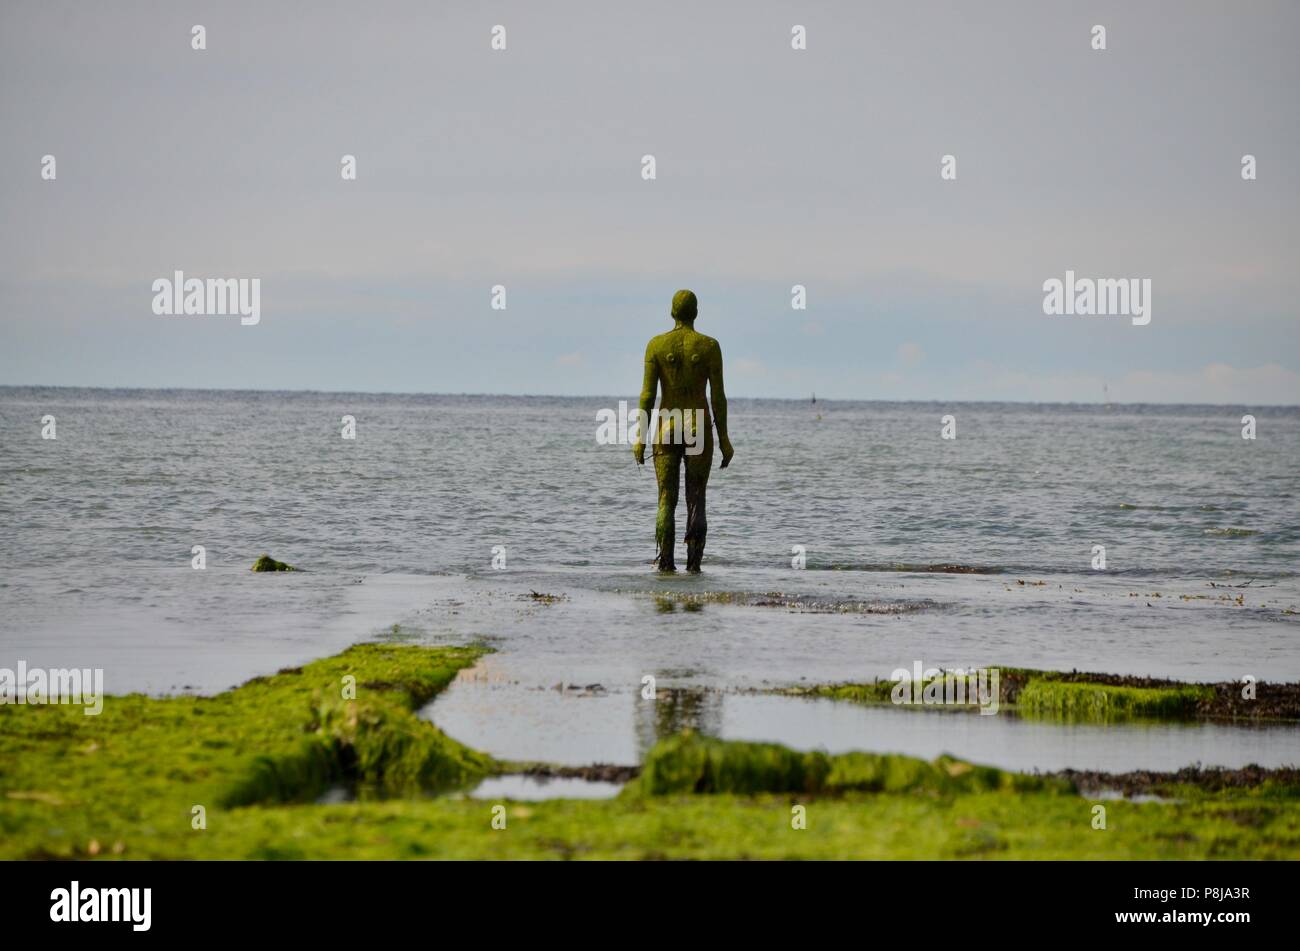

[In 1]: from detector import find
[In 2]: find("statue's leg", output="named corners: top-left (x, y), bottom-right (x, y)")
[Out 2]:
top-left (653, 447), bottom-right (681, 571)
top-left (683, 436), bottom-right (713, 573)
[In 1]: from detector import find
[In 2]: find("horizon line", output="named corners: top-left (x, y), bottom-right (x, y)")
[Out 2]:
top-left (0, 383), bottom-right (1295, 410)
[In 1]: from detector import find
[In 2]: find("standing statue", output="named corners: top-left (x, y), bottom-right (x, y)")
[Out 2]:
top-left (632, 290), bottom-right (734, 572)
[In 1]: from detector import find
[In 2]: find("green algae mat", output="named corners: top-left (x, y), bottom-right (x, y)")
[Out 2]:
top-left (2, 645), bottom-right (1298, 860)
top-left (783, 667), bottom-right (1300, 722)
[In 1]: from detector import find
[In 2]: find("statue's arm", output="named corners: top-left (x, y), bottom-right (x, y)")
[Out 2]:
top-left (709, 341), bottom-right (734, 467)
top-left (633, 342), bottom-right (658, 465)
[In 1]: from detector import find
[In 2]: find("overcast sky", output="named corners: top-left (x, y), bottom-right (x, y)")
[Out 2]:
top-left (1, 0), bottom-right (1297, 403)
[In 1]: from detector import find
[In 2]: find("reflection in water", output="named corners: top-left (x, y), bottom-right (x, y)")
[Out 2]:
top-left (720, 694), bottom-right (1300, 772)
top-left (633, 682), bottom-right (724, 760)
top-left (654, 597), bottom-right (704, 614)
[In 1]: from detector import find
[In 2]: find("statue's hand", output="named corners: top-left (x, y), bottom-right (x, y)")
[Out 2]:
top-left (632, 441), bottom-right (646, 466)
top-left (720, 439), bottom-right (734, 469)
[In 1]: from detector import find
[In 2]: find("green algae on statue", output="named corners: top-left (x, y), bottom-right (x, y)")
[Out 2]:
top-left (632, 290), bottom-right (734, 572)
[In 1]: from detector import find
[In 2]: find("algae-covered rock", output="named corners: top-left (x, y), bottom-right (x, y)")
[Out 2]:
top-left (630, 732), bottom-right (831, 796)
top-left (789, 666), bottom-right (1297, 722)
top-left (251, 554), bottom-right (295, 572)
top-left (624, 731), bottom-right (1071, 797)
top-left (1016, 679), bottom-right (1212, 721)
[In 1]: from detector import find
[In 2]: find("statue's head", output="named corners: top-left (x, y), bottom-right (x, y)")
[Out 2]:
top-left (671, 289), bottom-right (698, 323)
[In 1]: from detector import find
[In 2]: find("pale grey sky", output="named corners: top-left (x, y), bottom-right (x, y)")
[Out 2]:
top-left (1, 0), bottom-right (1297, 402)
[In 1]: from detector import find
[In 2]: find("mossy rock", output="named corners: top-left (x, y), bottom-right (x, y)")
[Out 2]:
top-left (1016, 680), bottom-right (1212, 722)
top-left (628, 732), bottom-right (831, 796)
top-left (790, 667), bottom-right (1287, 722)
top-left (624, 732), bottom-right (1073, 797)
top-left (251, 554), bottom-right (295, 572)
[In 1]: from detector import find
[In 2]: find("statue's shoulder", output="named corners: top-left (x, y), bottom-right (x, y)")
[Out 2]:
top-left (646, 330), bottom-right (675, 353)
top-left (695, 332), bottom-right (722, 353)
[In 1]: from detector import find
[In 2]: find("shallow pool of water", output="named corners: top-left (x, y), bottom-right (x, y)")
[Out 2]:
top-left (467, 775), bottom-right (624, 801)
top-left (428, 676), bottom-right (1300, 773)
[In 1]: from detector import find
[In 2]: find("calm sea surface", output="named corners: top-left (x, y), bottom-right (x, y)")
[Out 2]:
top-left (2, 387), bottom-right (1297, 772)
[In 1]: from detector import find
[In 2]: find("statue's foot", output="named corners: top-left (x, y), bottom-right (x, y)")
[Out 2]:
top-left (657, 563), bottom-right (677, 573)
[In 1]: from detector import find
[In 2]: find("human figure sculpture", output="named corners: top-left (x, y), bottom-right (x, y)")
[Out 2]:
top-left (632, 290), bottom-right (734, 572)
